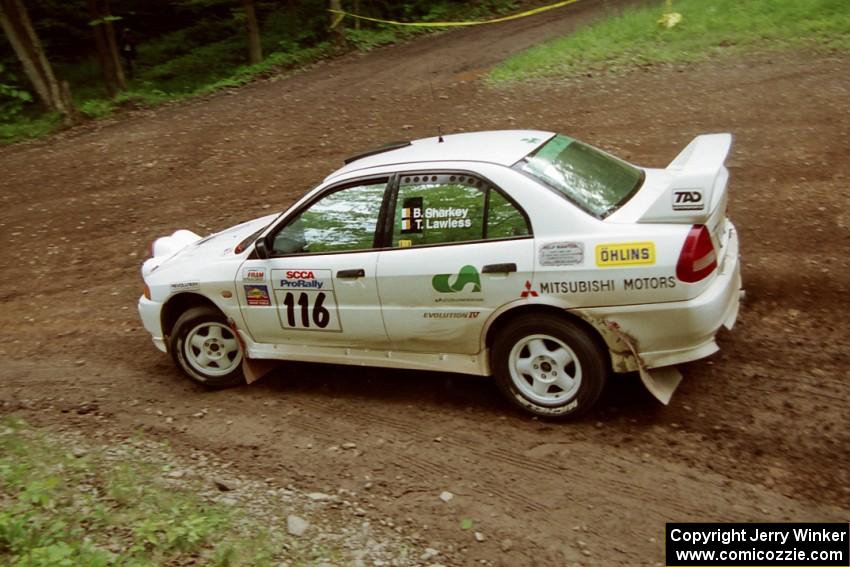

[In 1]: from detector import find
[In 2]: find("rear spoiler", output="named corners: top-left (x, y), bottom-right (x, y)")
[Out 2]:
top-left (638, 133), bottom-right (733, 224)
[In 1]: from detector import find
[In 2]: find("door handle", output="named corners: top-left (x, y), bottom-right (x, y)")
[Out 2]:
top-left (482, 263), bottom-right (517, 274)
top-left (337, 268), bottom-right (366, 279)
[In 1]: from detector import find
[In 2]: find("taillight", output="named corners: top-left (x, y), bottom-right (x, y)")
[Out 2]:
top-left (143, 283), bottom-right (151, 299)
top-left (676, 225), bottom-right (717, 283)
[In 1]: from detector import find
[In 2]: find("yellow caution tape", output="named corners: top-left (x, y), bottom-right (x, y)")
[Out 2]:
top-left (329, 0), bottom-right (582, 29)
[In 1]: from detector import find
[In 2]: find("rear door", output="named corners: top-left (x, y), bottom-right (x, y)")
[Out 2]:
top-left (238, 179), bottom-right (390, 348)
top-left (376, 171), bottom-right (534, 355)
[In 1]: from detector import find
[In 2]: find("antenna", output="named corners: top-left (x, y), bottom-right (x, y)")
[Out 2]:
top-left (427, 63), bottom-right (444, 143)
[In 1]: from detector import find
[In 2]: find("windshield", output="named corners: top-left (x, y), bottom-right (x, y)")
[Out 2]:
top-left (516, 134), bottom-right (644, 218)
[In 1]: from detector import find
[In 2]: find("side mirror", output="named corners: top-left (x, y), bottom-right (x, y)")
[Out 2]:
top-left (254, 236), bottom-right (270, 259)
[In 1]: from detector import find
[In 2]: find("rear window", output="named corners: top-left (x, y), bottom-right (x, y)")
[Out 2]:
top-left (515, 134), bottom-right (644, 218)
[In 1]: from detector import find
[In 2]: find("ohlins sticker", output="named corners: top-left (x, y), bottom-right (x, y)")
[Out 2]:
top-left (432, 265), bottom-right (481, 293)
top-left (272, 269), bottom-right (334, 291)
top-left (595, 242), bottom-right (655, 267)
top-left (672, 189), bottom-right (705, 211)
top-left (244, 284), bottom-right (271, 306)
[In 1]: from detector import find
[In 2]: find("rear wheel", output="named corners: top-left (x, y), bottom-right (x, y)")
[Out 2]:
top-left (170, 306), bottom-right (244, 388)
top-left (492, 314), bottom-right (607, 419)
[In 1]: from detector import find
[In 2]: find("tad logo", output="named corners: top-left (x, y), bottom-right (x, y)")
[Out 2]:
top-left (432, 265), bottom-right (481, 293)
top-left (286, 270), bottom-right (314, 279)
top-left (672, 189), bottom-right (704, 211)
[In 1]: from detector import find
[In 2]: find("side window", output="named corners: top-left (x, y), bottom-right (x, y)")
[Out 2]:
top-left (271, 181), bottom-right (386, 255)
top-left (487, 189), bottom-right (530, 239)
top-left (393, 174), bottom-right (484, 247)
top-left (391, 173), bottom-right (529, 247)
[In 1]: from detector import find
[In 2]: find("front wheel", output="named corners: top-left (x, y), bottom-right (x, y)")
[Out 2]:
top-left (492, 314), bottom-right (607, 419)
top-left (170, 306), bottom-right (244, 388)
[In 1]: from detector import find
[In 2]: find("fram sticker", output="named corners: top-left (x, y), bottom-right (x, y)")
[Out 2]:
top-left (672, 189), bottom-right (705, 211)
top-left (243, 267), bottom-right (266, 281)
top-left (539, 241), bottom-right (584, 266)
top-left (398, 239), bottom-right (413, 248)
top-left (244, 284), bottom-right (271, 306)
top-left (596, 242), bottom-right (655, 267)
top-left (272, 269), bottom-right (334, 291)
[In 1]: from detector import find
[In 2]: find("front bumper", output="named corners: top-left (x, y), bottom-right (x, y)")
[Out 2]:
top-left (138, 296), bottom-right (167, 352)
top-left (581, 225), bottom-right (742, 370)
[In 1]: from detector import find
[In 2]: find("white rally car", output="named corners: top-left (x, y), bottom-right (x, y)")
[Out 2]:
top-left (138, 130), bottom-right (742, 418)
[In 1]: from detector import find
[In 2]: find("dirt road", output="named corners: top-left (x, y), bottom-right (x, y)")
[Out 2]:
top-left (1, 1), bottom-right (848, 564)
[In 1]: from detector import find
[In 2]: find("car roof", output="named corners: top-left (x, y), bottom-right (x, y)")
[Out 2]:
top-left (325, 129), bottom-right (555, 182)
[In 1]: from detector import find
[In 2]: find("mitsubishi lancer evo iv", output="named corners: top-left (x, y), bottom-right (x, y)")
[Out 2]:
top-left (138, 130), bottom-right (742, 419)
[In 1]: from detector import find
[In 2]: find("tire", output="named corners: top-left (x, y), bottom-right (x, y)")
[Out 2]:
top-left (170, 306), bottom-right (245, 389)
top-left (492, 314), bottom-right (607, 419)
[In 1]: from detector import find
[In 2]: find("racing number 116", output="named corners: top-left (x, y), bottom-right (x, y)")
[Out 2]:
top-left (282, 291), bottom-right (330, 328)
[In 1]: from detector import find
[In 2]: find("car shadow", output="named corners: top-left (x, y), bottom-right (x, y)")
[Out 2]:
top-left (249, 361), bottom-right (665, 423)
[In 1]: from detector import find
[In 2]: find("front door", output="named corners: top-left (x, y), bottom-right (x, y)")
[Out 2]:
top-left (238, 179), bottom-right (390, 348)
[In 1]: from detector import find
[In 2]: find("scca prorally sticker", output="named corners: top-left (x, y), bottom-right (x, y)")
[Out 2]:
top-left (672, 189), bottom-right (705, 211)
top-left (272, 269), bottom-right (333, 291)
top-left (170, 281), bottom-right (200, 291)
top-left (539, 241), bottom-right (584, 266)
top-left (595, 242), bottom-right (655, 267)
top-left (243, 267), bottom-right (266, 282)
top-left (401, 197), bottom-right (424, 234)
top-left (244, 284), bottom-right (271, 306)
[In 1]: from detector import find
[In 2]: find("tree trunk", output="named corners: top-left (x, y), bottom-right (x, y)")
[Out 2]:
top-left (329, 0), bottom-right (345, 49)
top-left (0, 0), bottom-right (77, 123)
top-left (89, 0), bottom-right (116, 96)
top-left (88, 0), bottom-right (126, 95)
top-left (353, 0), bottom-right (360, 30)
top-left (241, 0), bottom-right (262, 65)
top-left (102, 0), bottom-right (126, 89)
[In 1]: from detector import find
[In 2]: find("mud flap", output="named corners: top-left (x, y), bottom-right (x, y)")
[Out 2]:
top-left (242, 358), bottom-right (280, 385)
top-left (604, 320), bottom-right (682, 405)
top-left (638, 365), bottom-right (682, 406)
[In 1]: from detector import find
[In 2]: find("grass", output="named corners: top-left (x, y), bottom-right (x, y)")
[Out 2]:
top-left (0, 418), bottom-right (286, 566)
top-left (1, 0), bottom-right (518, 144)
top-left (489, 0), bottom-right (850, 82)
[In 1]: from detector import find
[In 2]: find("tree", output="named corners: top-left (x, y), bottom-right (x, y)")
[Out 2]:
top-left (88, 0), bottom-right (126, 97)
top-left (0, 0), bottom-right (76, 123)
top-left (328, 0), bottom-right (345, 48)
top-left (241, 0), bottom-right (261, 64)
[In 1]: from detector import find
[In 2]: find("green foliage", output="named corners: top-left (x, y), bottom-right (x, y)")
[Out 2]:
top-left (490, 0), bottom-right (850, 82)
top-left (0, 64), bottom-right (33, 122)
top-left (0, 0), bottom-right (524, 143)
top-left (0, 418), bottom-right (286, 566)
